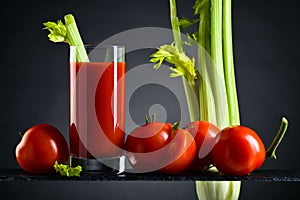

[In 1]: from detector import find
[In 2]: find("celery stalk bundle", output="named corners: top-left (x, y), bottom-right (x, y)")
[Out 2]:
top-left (150, 0), bottom-right (241, 199)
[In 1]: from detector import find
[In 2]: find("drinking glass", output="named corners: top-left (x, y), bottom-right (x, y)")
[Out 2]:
top-left (69, 45), bottom-right (126, 172)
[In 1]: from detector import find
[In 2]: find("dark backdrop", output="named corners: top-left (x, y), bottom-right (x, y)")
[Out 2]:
top-left (0, 0), bottom-right (299, 199)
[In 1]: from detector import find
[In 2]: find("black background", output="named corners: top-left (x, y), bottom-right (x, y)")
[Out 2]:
top-left (0, 0), bottom-right (299, 199)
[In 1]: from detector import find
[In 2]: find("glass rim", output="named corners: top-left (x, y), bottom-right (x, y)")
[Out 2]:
top-left (70, 44), bottom-right (125, 48)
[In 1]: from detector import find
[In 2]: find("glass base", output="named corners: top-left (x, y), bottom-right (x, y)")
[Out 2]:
top-left (72, 156), bottom-right (125, 173)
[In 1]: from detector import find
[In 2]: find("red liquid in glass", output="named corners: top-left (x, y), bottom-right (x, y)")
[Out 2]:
top-left (69, 62), bottom-right (125, 158)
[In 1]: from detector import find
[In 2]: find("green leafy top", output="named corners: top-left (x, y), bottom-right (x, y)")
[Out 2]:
top-left (150, 44), bottom-right (197, 85)
top-left (54, 161), bottom-right (82, 177)
top-left (193, 0), bottom-right (209, 15)
top-left (43, 15), bottom-right (70, 43)
top-left (43, 14), bottom-right (89, 62)
top-left (43, 20), bottom-right (67, 43)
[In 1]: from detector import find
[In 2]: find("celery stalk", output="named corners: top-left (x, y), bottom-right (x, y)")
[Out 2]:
top-left (170, 0), bottom-right (199, 122)
top-left (170, 0), bottom-right (183, 53)
top-left (64, 15), bottom-right (89, 62)
top-left (43, 14), bottom-right (89, 62)
top-left (196, 0), bottom-right (216, 124)
top-left (196, 181), bottom-right (241, 200)
top-left (210, 0), bottom-right (229, 129)
top-left (195, 0), bottom-right (240, 199)
top-left (223, 0), bottom-right (240, 126)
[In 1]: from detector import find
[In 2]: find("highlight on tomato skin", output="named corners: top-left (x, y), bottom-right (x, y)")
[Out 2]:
top-left (211, 125), bottom-right (266, 176)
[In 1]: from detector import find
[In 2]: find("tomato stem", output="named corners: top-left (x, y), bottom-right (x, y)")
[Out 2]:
top-left (69, 155), bottom-right (73, 167)
top-left (171, 122), bottom-right (180, 138)
top-left (18, 132), bottom-right (23, 138)
top-left (172, 122), bottom-right (180, 131)
top-left (182, 124), bottom-right (194, 130)
top-left (145, 115), bottom-right (149, 124)
top-left (266, 117), bottom-right (288, 159)
top-left (152, 113), bottom-right (156, 122)
top-left (145, 113), bottom-right (156, 124)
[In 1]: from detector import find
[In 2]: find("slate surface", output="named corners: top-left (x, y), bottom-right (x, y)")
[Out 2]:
top-left (0, 169), bottom-right (299, 182)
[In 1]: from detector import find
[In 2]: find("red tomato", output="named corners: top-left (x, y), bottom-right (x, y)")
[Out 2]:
top-left (212, 125), bottom-right (265, 176)
top-left (15, 124), bottom-right (69, 174)
top-left (159, 128), bottom-right (196, 174)
top-left (185, 121), bottom-right (220, 170)
top-left (125, 122), bottom-right (172, 172)
top-left (125, 122), bottom-right (196, 174)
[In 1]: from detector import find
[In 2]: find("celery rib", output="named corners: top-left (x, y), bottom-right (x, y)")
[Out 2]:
top-left (64, 14), bottom-right (89, 62)
top-left (223, 0), bottom-right (240, 126)
top-left (197, 0), bottom-right (216, 124)
top-left (170, 0), bottom-right (199, 122)
top-left (211, 0), bottom-right (229, 129)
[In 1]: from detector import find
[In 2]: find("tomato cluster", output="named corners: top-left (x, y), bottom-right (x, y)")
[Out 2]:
top-left (125, 120), bottom-right (266, 176)
top-left (125, 122), bottom-right (196, 174)
top-left (15, 121), bottom-right (267, 176)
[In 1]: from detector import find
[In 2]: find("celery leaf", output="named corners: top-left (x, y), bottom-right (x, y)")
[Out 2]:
top-left (43, 20), bottom-right (67, 43)
top-left (54, 161), bottom-right (82, 177)
top-left (178, 17), bottom-right (199, 29)
top-left (150, 44), bottom-right (197, 85)
top-left (193, 0), bottom-right (209, 15)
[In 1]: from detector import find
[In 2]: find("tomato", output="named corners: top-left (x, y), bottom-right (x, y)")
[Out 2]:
top-left (185, 121), bottom-right (220, 170)
top-left (125, 122), bottom-right (196, 174)
top-left (15, 124), bottom-right (69, 174)
top-left (212, 125), bottom-right (265, 176)
top-left (159, 128), bottom-right (196, 174)
top-left (125, 122), bottom-right (172, 172)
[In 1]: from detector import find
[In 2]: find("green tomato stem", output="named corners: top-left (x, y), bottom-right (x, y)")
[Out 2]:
top-left (152, 113), bottom-right (156, 122)
top-left (172, 121), bottom-right (180, 131)
top-left (266, 117), bottom-right (289, 159)
top-left (69, 155), bottom-right (73, 167)
top-left (145, 115), bottom-right (150, 124)
top-left (18, 132), bottom-right (23, 138)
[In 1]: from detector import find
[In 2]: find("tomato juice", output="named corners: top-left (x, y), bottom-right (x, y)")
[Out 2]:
top-left (69, 61), bottom-right (126, 159)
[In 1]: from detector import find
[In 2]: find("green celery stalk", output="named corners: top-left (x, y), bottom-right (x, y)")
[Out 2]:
top-left (170, 0), bottom-right (199, 122)
top-left (223, 0), bottom-right (240, 126)
top-left (194, 0), bottom-right (240, 199)
top-left (195, 0), bottom-right (216, 124)
top-left (210, 0), bottom-right (229, 129)
top-left (43, 14), bottom-right (89, 62)
top-left (196, 180), bottom-right (241, 200)
top-left (170, 0), bottom-right (183, 53)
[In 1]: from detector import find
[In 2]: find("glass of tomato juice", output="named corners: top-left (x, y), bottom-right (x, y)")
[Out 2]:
top-left (69, 45), bottom-right (126, 172)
